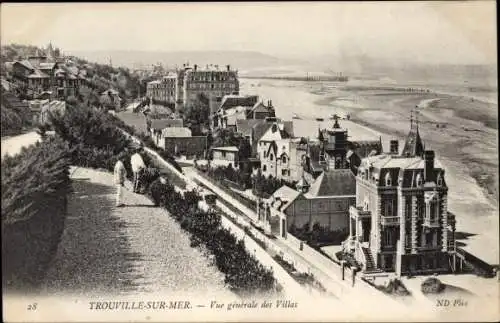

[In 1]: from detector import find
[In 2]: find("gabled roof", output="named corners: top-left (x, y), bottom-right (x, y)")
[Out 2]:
top-left (249, 102), bottom-right (268, 113)
top-left (219, 94), bottom-right (259, 111)
top-left (305, 169), bottom-right (356, 198)
top-left (251, 121), bottom-right (274, 154)
top-left (15, 60), bottom-right (35, 71)
top-left (236, 119), bottom-right (262, 137)
top-left (224, 106), bottom-right (247, 116)
top-left (28, 70), bottom-right (50, 78)
top-left (260, 120), bottom-right (294, 142)
top-left (151, 118), bottom-right (183, 130)
top-left (161, 127), bottom-right (192, 138)
top-left (269, 185), bottom-right (302, 213)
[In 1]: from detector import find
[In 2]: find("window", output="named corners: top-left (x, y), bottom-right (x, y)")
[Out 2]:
top-left (385, 172), bottom-right (392, 186)
top-left (282, 169), bottom-right (288, 176)
top-left (384, 229), bottom-right (393, 246)
top-left (405, 199), bottom-right (412, 218)
top-left (384, 200), bottom-right (394, 217)
top-left (282, 156), bottom-right (287, 164)
top-left (270, 154), bottom-right (274, 161)
top-left (416, 173), bottom-right (423, 186)
top-left (437, 173), bottom-right (443, 186)
top-left (263, 165), bottom-right (267, 172)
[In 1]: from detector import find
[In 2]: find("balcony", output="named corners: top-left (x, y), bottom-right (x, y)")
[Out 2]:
top-left (417, 245), bottom-right (441, 252)
top-left (423, 216), bottom-right (440, 228)
top-left (350, 206), bottom-right (371, 219)
top-left (380, 216), bottom-right (400, 226)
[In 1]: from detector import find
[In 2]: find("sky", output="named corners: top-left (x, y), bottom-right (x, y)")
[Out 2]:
top-left (1, 2), bottom-right (496, 64)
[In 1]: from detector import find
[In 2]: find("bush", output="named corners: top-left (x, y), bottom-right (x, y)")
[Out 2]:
top-left (50, 104), bottom-right (131, 169)
top-left (421, 277), bottom-right (444, 294)
top-left (147, 179), bottom-right (278, 296)
top-left (379, 279), bottom-right (411, 296)
top-left (2, 136), bottom-right (71, 291)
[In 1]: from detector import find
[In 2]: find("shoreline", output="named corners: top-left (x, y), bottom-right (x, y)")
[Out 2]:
top-left (336, 99), bottom-right (497, 205)
top-left (241, 78), bottom-right (498, 264)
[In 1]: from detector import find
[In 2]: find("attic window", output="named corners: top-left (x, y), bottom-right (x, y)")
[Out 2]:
top-left (272, 124), bottom-right (278, 133)
top-left (437, 173), bottom-right (443, 186)
top-left (282, 156), bottom-right (287, 163)
top-left (416, 173), bottom-right (423, 187)
top-left (385, 173), bottom-right (392, 186)
top-left (270, 154), bottom-right (274, 161)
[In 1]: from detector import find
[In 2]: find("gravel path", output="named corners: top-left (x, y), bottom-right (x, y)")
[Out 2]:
top-left (40, 167), bottom-right (234, 299)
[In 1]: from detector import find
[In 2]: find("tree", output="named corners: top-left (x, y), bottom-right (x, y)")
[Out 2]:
top-left (185, 93), bottom-right (210, 132)
top-left (212, 128), bottom-right (242, 148)
top-left (238, 137), bottom-right (252, 161)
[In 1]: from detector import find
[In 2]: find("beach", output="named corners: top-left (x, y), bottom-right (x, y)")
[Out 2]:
top-left (241, 78), bottom-right (499, 266)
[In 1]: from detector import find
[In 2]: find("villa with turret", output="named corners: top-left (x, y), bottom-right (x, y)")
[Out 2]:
top-left (342, 114), bottom-right (456, 276)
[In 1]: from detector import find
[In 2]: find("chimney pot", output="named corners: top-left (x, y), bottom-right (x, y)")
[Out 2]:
top-left (390, 140), bottom-right (399, 154)
top-left (227, 65), bottom-right (230, 71)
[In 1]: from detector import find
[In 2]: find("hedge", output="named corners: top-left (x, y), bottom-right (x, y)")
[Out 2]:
top-left (2, 136), bottom-right (71, 291)
top-left (148, 178), bottom-right (279, 296)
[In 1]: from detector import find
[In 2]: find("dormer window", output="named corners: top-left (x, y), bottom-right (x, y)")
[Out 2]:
top-left (385, 172), bottom-right (392, 186)
top-left (282, 156), bottom-right (287, 164)
top-left (437, 173), bottom-right (443, 186)
top-left (416, 173), bottom-right (423, 187)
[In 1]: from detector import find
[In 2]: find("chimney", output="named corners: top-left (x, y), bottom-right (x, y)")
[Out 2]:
top-left (194, 64), bottom-right (198, 71)
top-left (424, 150), bottom-right (435, 183)
top-left (227, 65), bottom-right (230, 71)
top-left (390, 140), bottom-right (399, 154)
top-left (268, 100), bottom-right (273, 108)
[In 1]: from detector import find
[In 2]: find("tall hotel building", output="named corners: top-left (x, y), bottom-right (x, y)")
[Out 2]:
top-left (177, 64), bottom-right (239, 113)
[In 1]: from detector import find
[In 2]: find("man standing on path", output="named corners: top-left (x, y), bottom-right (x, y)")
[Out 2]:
top-left (131, 147), bottom-right (146, 193)
top-left (114, 155), bottom-right (127, 207)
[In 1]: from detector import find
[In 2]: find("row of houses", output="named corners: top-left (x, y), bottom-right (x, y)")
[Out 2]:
top-left (145, 63), bottom-right (239, 113)
top-left (258, 116), bottom-right (456, 277)
top-left (3, 44), bottom-right (84, 100)
top-left (2, 44), bottom-right (124, 112)
top-left (141, 59), bottom-right (458, 277)
top-left (187, 88), bottom-right (457, 277)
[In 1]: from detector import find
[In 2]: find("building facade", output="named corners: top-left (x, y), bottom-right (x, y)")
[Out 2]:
top-left (210, 146), bottom-right (240, 168)
top-left (146, 74), bottom-right (177, 105)
top-left (259, 168), bottom-right (356, 239)
top-left (214, 99), bottom-right (275, 130)
top-left (182, 64), bottom-right (239, 114)
top-left (343, 119), bottom-right (456, 276)
top-left (257, 120), bottom-right (294, 179)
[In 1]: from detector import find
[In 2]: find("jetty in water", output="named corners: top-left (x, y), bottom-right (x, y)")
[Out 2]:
top-left (242, 74), bottom-right (349, 82)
